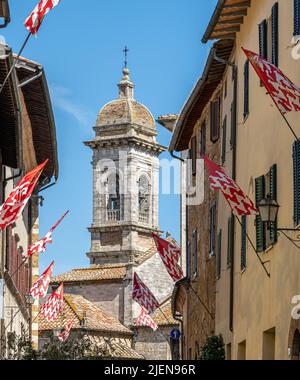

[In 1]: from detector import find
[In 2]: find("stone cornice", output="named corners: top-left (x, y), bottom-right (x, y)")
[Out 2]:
top-left (84, 136), bottom-right (166, 154)
top-left (88, 222), bottom-right (162, 234)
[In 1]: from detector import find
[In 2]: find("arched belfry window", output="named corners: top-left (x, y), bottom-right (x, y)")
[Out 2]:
top-left (138, 175), bottom-right (150, 224)
top-left (107, 173), bottom-right (122, 221)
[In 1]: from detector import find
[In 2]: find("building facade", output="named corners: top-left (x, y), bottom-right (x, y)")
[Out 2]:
top-left (50, 67), bottom-right (179, 360)
top-left (170, 0), bottom-right (300, 360)
top-left (0, 5), bottom-right (58, 353)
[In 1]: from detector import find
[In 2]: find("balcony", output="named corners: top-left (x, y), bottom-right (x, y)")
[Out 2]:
top-left (139, 212), bottom-right (149, 224)
top-left (107, 210), bottom-right (120, 222)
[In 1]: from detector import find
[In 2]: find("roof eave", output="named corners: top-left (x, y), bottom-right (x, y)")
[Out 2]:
top-left (169, 47), bottom-right (216, 152)
top-left (0, 0), bottom-right (10, 28)
top-left (202, 0), bottom-right (227, 44)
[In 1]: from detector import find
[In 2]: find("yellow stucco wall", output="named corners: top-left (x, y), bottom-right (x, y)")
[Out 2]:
top-left (216, 0), bottom-right (300, 360)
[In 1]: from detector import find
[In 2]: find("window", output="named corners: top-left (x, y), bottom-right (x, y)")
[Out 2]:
top-left (199, 122), bottom-right (206, 157)
top-left (192, 229), bottom-right (198, 276)
top-left (217, 230), bottom-right (222, 279)
top-left (230, 102), bottom-right (234, 149)
top-left (262, 328), bottom-right (276, 360)
top-left (5, 228), bottom-right (29, 300)
top-left (271, 3), bottom-right (279, 67)
top-left (138, 175), bottom-right (150, 224)
top-left (221, 117), bottom-right (227, 165)
top-left (210, 98), bottom-right (220, 143)
top-left (237, 340), bottom-right (246, 360)
top-left (226, 343), bottom-right (232, 360)
top-left (107, 173), bottom-right (121, 221)
top-left (187, 240), bottom-right (191, 280)
top-left (294, 0), bottom-right (300, 36)
top-left (191, 136), bottom-right (197, 176)
top-left (293, 140), bottom-right (300, 226)
top-left (244, 60), bottom-right (249, 119)
top-left (209, 203), bottom-right (217, 257)
top-left (255, 164), bottom-right (278, 252)
top-left (259, 4), bottom-right (279, 66)
top-left (227, 215), bottom-right (234, 267)
top-left (241, 215), bottom-right (247, 271)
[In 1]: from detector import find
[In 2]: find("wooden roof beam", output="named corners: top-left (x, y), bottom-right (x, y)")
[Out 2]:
top-left (214, 25), bottom-right (240, 33)
top-left (222, 9), bottom-right (248, 16)
top-left (211, 32), bottom-right (236, 39)
top-left (223, 1), bottom-right (251, 9)
top-left (217, 17), bottom-right (244, 25)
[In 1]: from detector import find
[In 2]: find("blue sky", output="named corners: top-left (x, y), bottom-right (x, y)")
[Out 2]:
top-left (2, 0), bottom-right (215, 274)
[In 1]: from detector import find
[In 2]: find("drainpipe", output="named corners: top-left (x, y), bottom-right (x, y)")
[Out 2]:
top-left (170, 150), bottom-right (187, 358)
top-left (213, 51), bottom-right (238, 333)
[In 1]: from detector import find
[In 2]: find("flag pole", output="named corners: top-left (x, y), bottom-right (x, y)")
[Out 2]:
top-left (235, 216), bottom-right (271, 277)
top-left (281, 113), bottom-right (299, 141)
top-left (156, 326), bottom-right (170, 345)
top-left (158, 306), bottom-right (172, 325)
top-left (187, 283), bottom-right (215, 320)
top-left (0, 32), bottom-right (31, 96)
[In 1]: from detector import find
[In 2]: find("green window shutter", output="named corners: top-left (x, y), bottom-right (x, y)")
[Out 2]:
top-left (255, 176), bottom-right (266, 252)
top-left (270, 164), bottom-right (278, 244)
top-left (293, 141), bottom-right (300, 226)
top-left (227, 216), bottom-right (234, 266)
top-left (244, 60), bottom-right (250, 119)
top-left (259, 20), bottom-right (268, 59)
top-left (217, 230), bottom-right (222, 278)
top-left (221, 117), bottom-right (227, 165)
top-left (241, 215), bottom-right (247, 271)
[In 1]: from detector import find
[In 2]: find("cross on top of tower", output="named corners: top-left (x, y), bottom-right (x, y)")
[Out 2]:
top-left (123, 46), bottom-right (129, 68)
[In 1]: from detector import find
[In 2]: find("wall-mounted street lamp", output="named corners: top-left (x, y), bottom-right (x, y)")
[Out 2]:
top-left (24, 294), bottom-right (35, 307)
top-left (257, 195), bottom-right (280, 230)
top-left (258, 194), bottom-right (300, 248)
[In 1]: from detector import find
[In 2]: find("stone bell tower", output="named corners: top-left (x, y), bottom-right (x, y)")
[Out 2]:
top-left (84, 67), bottom-right (165, 265)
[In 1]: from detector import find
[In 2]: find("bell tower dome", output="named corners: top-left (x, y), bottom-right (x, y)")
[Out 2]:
top-left (84, 66), bottom-right (165, 265)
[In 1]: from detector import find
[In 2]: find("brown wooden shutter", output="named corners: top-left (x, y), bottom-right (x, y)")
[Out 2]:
top-left (210, 98), bottom-right (220, 143)
top-left (191, 136), bottom-right (197, 175)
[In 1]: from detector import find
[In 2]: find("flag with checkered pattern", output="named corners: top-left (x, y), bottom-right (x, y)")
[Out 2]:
top-left (0, 160), bottom-right (48, 231)
top-left (135, 307), bottom-right (158, 331)
top-left (40, 283), bottom-right (64, 322)
top-left (30, 261), bottom-right (54, 300)
top-left (204, 156), bottom-right (258, 217)
top-left (27, 211), bottom-right (69, 257)
top-left (132, 272), bottom-right (159, 314)
top-left (152, 233), bottom-right (183, 282)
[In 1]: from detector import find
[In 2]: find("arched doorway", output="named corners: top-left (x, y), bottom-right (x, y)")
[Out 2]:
top-left (291, 329), bottom-right (300, 360)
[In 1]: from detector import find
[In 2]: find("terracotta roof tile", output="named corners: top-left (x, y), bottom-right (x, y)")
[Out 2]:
top-left (51, 264), bottom-right (127, 284)
top-left (39, 294), bottom-right (132, 335)
top-left (152, 297), bottom-right (178, 326)
top-left (89, 337), bottom-right (144, 360)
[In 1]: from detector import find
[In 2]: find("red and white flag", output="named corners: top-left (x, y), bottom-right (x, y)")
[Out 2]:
top-left (135, 307), bottom-right (158, 332)
top-left (27, 211), bottom-right (69, 257)
top-left (30, 261), bottom-right (54, 300)
top-left (0, 160), bottom-right (48, 231)
top-left (243, 48), bottom-right (300, 115)
top-left (40, 283), bottom-right (64, 322)
top-left (204, 156), bottom-right (257, 217)
top-left (133, 273), bottom-right (159, 314)
top-left (57, 319), bottom-right (76, 342)
top-left (25, 0), bottom-right (61, 35)
top-left (152, 234), bottom-right (184, 282)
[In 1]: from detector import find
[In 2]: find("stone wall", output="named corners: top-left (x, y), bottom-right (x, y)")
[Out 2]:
top-left (134, 326), bottom-right (175, 360)
top-left (64, 281), bottom-right (124, 322)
